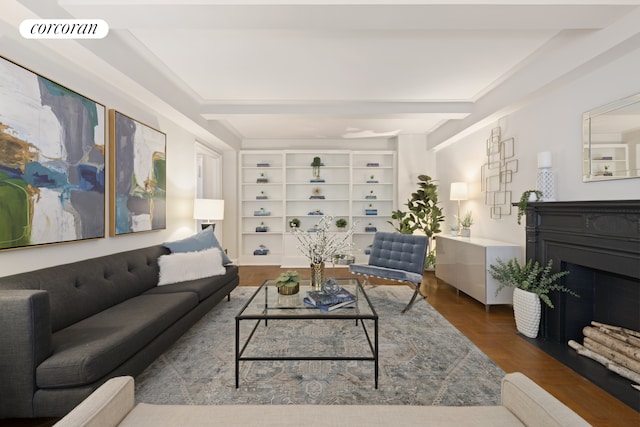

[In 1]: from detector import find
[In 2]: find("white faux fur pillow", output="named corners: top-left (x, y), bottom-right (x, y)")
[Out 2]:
top-left (157, 247), bottom-right (226, 286)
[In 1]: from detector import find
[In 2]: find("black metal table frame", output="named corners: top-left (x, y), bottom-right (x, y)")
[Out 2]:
top-left (235, 279), bottom-right (378, 389)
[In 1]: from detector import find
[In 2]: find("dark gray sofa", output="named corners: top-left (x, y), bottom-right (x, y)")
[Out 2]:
top-left (0, 244), bottom-right (239, 419)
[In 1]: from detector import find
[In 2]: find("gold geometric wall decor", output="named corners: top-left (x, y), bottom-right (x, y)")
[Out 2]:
top-left (481, 127), bottom-right (517, 219)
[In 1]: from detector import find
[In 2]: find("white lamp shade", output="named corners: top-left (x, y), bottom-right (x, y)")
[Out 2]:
top-left (193, 199), bottom-right (225, 221)
top-left (450, 182), bottom-right (468, 201)
top-left (537, 151), bottom-right (552, 169)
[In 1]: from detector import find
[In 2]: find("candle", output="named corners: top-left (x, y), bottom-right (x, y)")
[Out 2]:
top-left (538, 151), bottom-right (552, 169)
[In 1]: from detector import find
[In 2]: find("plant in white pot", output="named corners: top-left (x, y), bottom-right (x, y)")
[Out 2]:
top-left (489, 258), bottom-right (577, 338)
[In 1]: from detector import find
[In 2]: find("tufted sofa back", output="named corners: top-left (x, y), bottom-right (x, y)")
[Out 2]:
top-left (368, 232), bottom-right (429, 275)
top-left (0, 245), bottom-right (169, 332)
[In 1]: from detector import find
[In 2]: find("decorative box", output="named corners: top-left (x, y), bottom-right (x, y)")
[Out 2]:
top-left (253, 247), bottom-right (269, 255)
top-left (365, 226), bottom-right (377, 232)
top-left (256, 195), bottom-right (268, 200)
top-left (366, 179), bottom-right (378, 183)
top-left (365, 195), bottom-right (377, 200)
top-left (366, 162), bottom-right (379, 167)
top-left (255, 226), bottom-right (268, 232)
top-left (309, 195), bottom-right (325, 199)
top-left (256, 162), bottom-right (270, 167)
top-left (254, 209), bottom-right (270, 216)
top-left (365, 209), bottom-right (378, 215)
top-left (310, 179), bottom-right (325, 183)
top-left (256, 178), bottom-right (269, 183)
top-left (308, 210), bottom-right (324, 215)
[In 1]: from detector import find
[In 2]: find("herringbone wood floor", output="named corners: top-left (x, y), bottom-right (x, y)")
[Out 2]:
top-left (4, 266), bottom-right (637, 427)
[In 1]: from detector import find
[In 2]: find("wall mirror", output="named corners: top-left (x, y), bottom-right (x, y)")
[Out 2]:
top-left (583, 93), bottom-right (640, 182)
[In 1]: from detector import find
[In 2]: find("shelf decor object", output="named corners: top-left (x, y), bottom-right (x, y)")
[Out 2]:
top-left (254, 208), bottom-right (270, 216)
top-left (256, 191), bottom-right (268, 200)
top-left (366, 162), bottom-right (379, 167)
top-left (536, 151), bottom-right (555, 201)
top-left (253, 244), bottom-right (269, 255)
top-left (256, 173), bottom-right (268, 183)
top-left (365, 190), bottom-right (377, 200)
top-left (193, 198), bottom-right (224, 231)
top-left (310, 187), bottom-right (325, 199)
top-left (366, 175), bottom-right (378, 183)
top-left (310, 156), bottom-right (325, 182)
top-left (0, 56), bottom-right (106, 249)
top-left (255, 222), bottom-right (268, 232)
top-left (256, 162), bottom-right (270, 167)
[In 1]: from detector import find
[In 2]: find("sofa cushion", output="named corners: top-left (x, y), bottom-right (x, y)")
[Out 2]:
top-left (163, 227), bottom-right (232, 265)
top-left (157, 247), bottom-right (226, 286)
top-left (120, 404), bottom-right (524, 427)
top-left (0, 245), bottom-right (169, 332)
top-left (36, 292), bottom-right (198, 389)
top-left (145, 265), bottom-right (238, 302)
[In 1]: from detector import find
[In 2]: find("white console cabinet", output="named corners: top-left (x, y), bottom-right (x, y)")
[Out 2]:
top-left (435, 235), bottom-right (522, 311)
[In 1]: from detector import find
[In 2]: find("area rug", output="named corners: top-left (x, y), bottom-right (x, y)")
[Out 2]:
top-left (135, 286), bottom-right (505, 406)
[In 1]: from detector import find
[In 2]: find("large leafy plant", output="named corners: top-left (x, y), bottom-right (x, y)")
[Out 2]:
top-left (388, 175), bottom-right (444, 237)
top-left (489, 258), bottom-right (577, 308)
top-left (388, 175), bottom-right (443, 269)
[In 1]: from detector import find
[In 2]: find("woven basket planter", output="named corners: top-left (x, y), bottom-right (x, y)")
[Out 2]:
top-left (512, 288), bottom-right (541, 338)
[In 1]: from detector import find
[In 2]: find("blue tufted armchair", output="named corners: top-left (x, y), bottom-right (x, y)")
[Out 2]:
top-left (349, 232), bottom-right (429, 313)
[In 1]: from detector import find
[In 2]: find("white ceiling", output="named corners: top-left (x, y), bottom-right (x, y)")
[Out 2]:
top-left (9, 1), bottom-right (640, 146)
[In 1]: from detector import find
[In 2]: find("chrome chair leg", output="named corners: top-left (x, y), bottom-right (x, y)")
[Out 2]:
top-left (401, 284), bottom-right (422, 314)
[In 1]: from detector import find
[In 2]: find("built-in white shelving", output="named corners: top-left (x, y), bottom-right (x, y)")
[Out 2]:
top-left (238, 150), bottom-right (396, 266)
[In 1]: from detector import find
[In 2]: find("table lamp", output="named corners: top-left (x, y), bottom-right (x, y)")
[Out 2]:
top-left (450, 182), bottom-right (468, 236)
top-left (193, 199), bottom-right (225, 231)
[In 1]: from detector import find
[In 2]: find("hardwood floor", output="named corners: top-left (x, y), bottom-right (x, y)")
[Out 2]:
top-left (240, 265), bottom-right (639, 426)
top-left (3, 266), bottom-right (637, 427)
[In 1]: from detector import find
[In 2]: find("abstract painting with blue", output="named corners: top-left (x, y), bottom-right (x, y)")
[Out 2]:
top-left (0, 56), bottom-right (105, 250)
top-left (109, 110), bottom-right (166, 235)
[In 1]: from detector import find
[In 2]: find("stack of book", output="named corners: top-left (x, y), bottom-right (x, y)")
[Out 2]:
top-left (303, 288), bottom-right (356, 311)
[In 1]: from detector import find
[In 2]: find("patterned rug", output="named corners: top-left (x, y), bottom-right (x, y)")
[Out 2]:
top-left (135, 286), bottom-right (505, 406)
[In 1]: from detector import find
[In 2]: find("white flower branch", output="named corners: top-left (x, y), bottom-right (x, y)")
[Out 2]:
top-left (290, 215), bottom-right (356, 264)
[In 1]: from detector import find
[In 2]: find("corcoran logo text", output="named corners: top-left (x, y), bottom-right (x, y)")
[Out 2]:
top-left (20, 19), bottom-right (109, 39)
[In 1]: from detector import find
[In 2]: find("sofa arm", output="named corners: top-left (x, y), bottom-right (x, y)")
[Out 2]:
top-left (0, 290), bottom-right (52, 418)
top-left (501, 372), bottom-right (591, 427)
top-left (53, 376), bottom-right (135, 427)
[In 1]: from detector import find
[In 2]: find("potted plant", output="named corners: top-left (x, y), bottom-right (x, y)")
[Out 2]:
top-left (335, 218), bottom-right (348, 230)
top-left (489, 258), bottom-right (577, 338)
top-left (274, 270), bottom-right (301, 295)
top-left (311, 156), bottom-right (322, 179)
top-left (388, 175), bottom-right (444, 270)
top-left (289, 218), bottom-right (301, 228)
top-left (460, 211), bottom-right (473, 237)
top-left (450, 225), bottom-right (459, 236)
top-left (517, 190), bottom-right (542, 225)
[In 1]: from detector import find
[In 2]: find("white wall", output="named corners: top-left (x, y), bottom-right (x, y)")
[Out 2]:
top-left (0, 39), bottom-right (202, 277)
top-left (434, 47), bottom-right (640, 248)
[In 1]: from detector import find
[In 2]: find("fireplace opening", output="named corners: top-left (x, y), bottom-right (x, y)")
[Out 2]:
top-left (555, 263), bottom-right (639, 344)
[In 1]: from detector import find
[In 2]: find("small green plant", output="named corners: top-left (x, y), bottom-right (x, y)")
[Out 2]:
top-left (311, 156), bottom-right (322, 178)
top-left (274, 270), bottom-right (301, 289)
top-left (489, 258), bottom-right (577, 308)
top-left (460, 211), bottom-right (473, 228)
top-left (335, 218), bottom-right (347, 229)
top-left (289, 218), bottom-right (301, 228)
top-left (517, 190), bottom-right (542, 225)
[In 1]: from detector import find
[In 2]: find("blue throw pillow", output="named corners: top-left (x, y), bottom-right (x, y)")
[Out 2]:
top-left (163, 227), bottom-right (233, 265)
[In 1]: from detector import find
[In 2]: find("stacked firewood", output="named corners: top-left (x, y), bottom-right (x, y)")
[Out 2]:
top-left (568, 321), bottom-right (640, 391)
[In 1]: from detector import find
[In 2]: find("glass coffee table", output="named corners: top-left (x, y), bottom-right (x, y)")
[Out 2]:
top-left (235, 278), bottom-right (378, 388)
